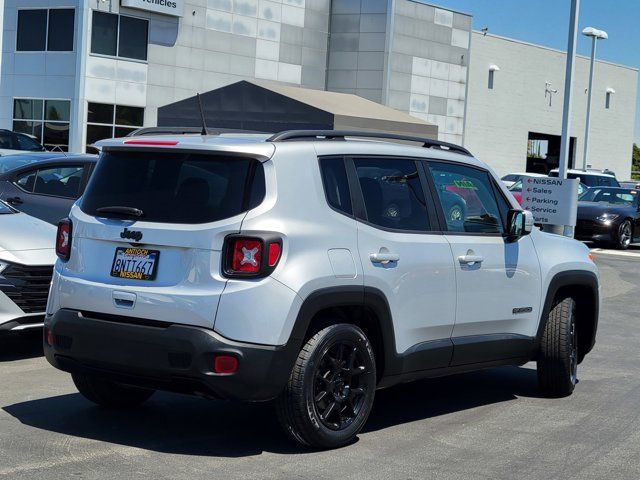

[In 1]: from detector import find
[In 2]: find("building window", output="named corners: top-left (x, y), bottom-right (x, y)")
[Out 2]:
top-left (16, 9), bottom-right (74, 52)
top-left (86, 102), bottom-right (144, 152)
top-left (13, 98), bottom-right (71, 151)
top-left (90, 11), bottom-right (149, 61)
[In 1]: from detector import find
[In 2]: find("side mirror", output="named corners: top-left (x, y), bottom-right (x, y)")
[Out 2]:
top-left (507, 209), bottom-right (533, 239)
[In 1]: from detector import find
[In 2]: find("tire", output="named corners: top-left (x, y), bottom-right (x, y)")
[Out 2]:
top-left (276, 323), bottom-right (376, 449)
top-left (537, 297), bottom-right (578, 397)
top-left (615, 220), bottom-right (633, 250)
top-left (72, 373), bottom-right (155, 408)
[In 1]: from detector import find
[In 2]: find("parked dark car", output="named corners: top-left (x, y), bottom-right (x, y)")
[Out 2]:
top-left (0, 153), bottom-right (98, 225)
top-left (0, 129), bottom-right (46, 156)
top-left (575, 187), bottom-right (640, 249)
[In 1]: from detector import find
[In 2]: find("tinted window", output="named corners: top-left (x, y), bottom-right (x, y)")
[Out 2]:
top-left (48, 9), bottom-right (74, 51)
top-left (45, 100), bottom-right (71, 121)
top-left (81, 152), bottom-right (266, 224)
top-left (320, 157), bottom-right (352, 215)
top-left (580, 188), bottom-right (637, 205)
top-left (17, 10), bottom-right (47, 51)
top-left (15, 133), bottom-right (43, 151)
top-left (87, 103), bottom-right (114, 124)
top-left (91, 12), bottom-right (118, 56)
top-left (0, 132), bottom-right (17, 150)
top-left (33, 165), bottom-right (84, 198)
top-left (118, 16), bottom-right (148, 61)
top-left (428, 162), bottom-right (505, 234)
top-left (115, 105), bottom-right (145, 126)
top-left (16, 170), bottom-right (36, 192)
top-left (354, 158), bottom-right (430, 231)
top-left (14, 99), bottom-right (44, 120)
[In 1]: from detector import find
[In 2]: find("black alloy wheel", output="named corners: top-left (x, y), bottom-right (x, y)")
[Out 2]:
top-left (313, 340), bottom-right (370, 431)
top-left (277, 323), bottom-right (376, 448)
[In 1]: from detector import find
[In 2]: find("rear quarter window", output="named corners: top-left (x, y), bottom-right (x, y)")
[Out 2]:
top-left (80, 151), bottom-right (265, 224)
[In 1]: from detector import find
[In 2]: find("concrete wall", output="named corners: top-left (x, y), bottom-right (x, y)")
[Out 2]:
top-left (465, 32), bottom-right (638, 178)
top-left (386, 0), bottom-right (471, 145)
top-left (326, 0), bottom-right (388, 104)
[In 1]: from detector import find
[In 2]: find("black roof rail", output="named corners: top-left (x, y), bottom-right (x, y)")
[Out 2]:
top-left (266, 130), bottom-right (473, 156)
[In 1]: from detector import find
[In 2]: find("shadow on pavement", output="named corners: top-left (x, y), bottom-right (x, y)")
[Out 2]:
top-left (0, 332), bottom-right (43, 362)
top-left (3, 365), bottom-right (543, 457)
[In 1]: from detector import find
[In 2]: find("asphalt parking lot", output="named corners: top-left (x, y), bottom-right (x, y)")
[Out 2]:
top-left (1, 248), bottom-right (639, 480)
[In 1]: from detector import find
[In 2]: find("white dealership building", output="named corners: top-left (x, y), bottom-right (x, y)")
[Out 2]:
top-left (0, 0), bottom-right (637, 176)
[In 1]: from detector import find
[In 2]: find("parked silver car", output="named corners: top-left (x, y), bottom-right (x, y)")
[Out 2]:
top-left (0, 200), bottom-right (56, 335)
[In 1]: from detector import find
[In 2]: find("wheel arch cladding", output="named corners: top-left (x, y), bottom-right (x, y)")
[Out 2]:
top-left (288, 286), bottom-right (399, 381)
top-left (536, 270), bottom-right (599, 363)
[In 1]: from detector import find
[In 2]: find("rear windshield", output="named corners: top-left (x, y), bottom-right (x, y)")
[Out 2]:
top-left (80, 151), bottom-right (265, 224)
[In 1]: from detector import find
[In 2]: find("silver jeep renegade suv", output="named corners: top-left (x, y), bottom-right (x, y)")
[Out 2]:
top-left (44, 131), bottom-right (599, 448)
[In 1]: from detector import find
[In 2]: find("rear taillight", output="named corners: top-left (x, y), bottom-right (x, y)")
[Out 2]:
top-left (56, 218), bottom-right (72, 261)
top-left (231, 239), bottom-right (262, 274)
top-left (223, 234), bottom-right (282, 278)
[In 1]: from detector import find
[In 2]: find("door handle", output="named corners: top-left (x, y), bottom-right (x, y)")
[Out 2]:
top-left (458, 254), bottom-right (484, 265)
top-left (6, 196), bottom-right (23, 205)
top-left (370, 252), bottom-right (400, 264)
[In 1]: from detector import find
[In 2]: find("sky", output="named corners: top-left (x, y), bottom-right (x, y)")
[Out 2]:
top-left (433, 0), bottom-right (640, 144)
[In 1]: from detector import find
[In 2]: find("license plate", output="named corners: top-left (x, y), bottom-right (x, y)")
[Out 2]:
top-left (110, 247), bottom-right (160, 281)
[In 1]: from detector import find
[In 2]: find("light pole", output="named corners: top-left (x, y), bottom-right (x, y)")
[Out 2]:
top-left (581, 26), bottom-right (608, 171)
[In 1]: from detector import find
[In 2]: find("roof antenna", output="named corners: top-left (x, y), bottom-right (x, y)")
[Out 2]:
top-left (196, 93), bottom-right (208, 136)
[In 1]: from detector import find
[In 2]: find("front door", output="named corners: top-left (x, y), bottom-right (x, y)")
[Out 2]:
top-left (426, 160), bottom-right (541, 366)
top-left (350, 157), bottom-right (457, 371)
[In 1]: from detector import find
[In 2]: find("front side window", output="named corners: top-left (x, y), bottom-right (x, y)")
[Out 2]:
top-left (16, 9), bottom-right (74, 52)
top-left (91, 11), bottom-right (148, 61)
top-left (86, 102), bottom-right (144, 152)
top-left (13, 98), bottom-right (70, 151)
top-left (81, 152), bottom-right (266, 224)
top-left (354, 158), bottom-right (430, 232)
top-left (428, 162), bottom-right (505, 234)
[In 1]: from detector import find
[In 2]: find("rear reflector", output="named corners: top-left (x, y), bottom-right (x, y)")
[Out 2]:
top-left (44, 327), bottom-right (54, 347)
top-left (213, 355), bottom-right (239, 374)
top-left (123, 139), bottom-right (179, 146)
top-left (268, 242), bottom-right (281, 267)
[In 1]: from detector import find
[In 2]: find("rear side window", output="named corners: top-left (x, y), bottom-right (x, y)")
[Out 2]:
top-left (319, 157), bottom-right (352, 215)
top-left (81, 151), bottom-right (265, 224)
top-left (354, 158), bottom-right (430, 232)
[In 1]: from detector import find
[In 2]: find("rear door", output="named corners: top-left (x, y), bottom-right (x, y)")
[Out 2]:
top-left (57, 149), bottom-right (266, 329)
top-left (2, 162), bottom-right (91, 224)
top-left (350, 156), bottom-right (456, 369)
top-left (425, 160), bottom-right (541, 365)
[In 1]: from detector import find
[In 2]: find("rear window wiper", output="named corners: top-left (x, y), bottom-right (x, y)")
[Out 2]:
top-left (96, 206), bottom-right (144, 218)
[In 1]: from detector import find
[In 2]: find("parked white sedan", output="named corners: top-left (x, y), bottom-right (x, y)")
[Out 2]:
top-left (0, 200), bottom-right (56, 335)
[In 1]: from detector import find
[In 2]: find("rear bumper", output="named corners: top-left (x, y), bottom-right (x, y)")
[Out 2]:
top-left (44, 309), bottom-right (298, 401)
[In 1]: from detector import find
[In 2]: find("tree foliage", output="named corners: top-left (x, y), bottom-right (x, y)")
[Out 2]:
top-left (633, 144), bottom-right (640, 179)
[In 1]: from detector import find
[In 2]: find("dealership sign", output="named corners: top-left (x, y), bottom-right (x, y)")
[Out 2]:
top-left (121, 0), bottom-right (184, 17)
top-left (520, 176), bottom-right (579, 226)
